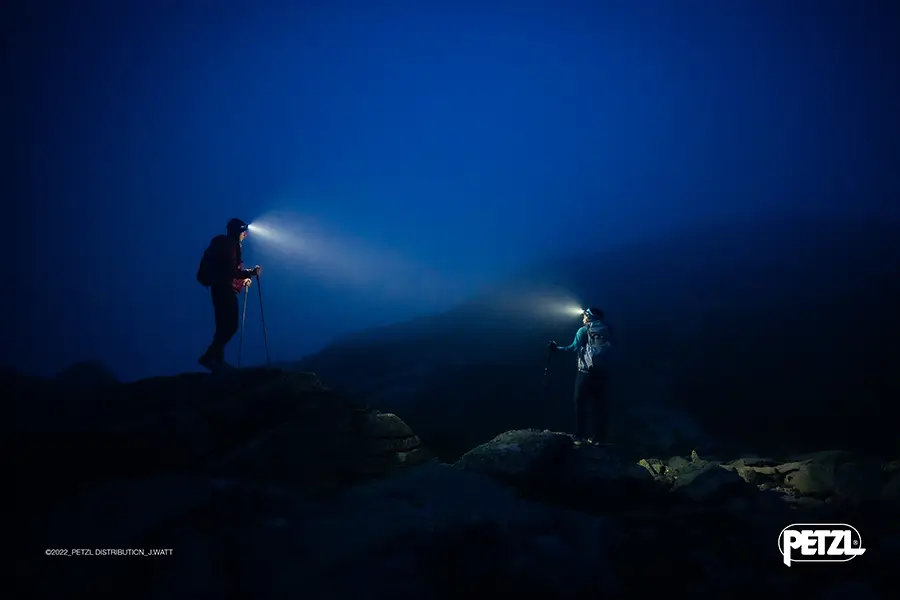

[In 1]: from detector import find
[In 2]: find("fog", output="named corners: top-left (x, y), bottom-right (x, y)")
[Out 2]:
top-left (5, 0), bottom-right (897, 380)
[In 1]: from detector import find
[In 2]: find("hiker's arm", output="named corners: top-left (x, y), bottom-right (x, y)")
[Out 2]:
top-left (230, 254), bottom-right (257, 280)
top-left (212, 239), bottom-right (256, 279)
top-left (557, 327), bottom-right (586, 352)
top-left (234, 265), bottom-right (256, 279)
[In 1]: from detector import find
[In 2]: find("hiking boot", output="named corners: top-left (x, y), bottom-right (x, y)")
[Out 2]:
top-left (198, 354), bottom-right (222, 372)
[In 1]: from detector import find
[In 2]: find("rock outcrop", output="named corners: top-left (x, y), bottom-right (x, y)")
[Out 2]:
top-left (456, 430), bottom-right (898, 596)
top-left (13, 369), bottom-right (615, 599)
top-left (14, 368), bottom-right (432, 513)
top-left (54, 359), bottom-right (120, 387)
top-left (13, 374), bottom-right (900, 599)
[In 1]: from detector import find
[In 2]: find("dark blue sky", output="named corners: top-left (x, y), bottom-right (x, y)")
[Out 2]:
top-left (7, 0), bottom-right (899, 380)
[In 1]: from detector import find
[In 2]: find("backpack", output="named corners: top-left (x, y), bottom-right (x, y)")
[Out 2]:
top-left (580, 320), bottom-right (612, 372)
top-left (196, 237), bottom-right (223, 287)
top-left (196, 250), bottom-right (214, 287)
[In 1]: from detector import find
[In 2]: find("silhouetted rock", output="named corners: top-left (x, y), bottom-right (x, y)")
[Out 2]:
top-left (54, 359), bottom-right (119, 387)
top-left (13, 370), bottom-right (898, 598)
top-left (13, 368), bottom-right (432, 511)
top-left (14, 370), bottom-right (618, 599)
top-left (455, 429), bottom-right (661, 512)
top-left (454, 430), bottom-right (898, 596)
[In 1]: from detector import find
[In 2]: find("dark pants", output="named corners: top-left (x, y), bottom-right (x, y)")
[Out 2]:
top-left (204, 285), bottom-right (239, 361)
top-left (574, 368), bottom-right (609, 440)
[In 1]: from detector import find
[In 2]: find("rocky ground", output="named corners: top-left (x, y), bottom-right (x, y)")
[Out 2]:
top-left (11, 367), bottom-right (900, 599)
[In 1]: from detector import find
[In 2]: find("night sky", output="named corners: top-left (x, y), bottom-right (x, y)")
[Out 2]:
top-left (7, 0), bottom-right (898, 380)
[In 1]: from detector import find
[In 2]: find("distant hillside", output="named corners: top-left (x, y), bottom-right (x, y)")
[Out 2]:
top-left (294, 214), bottom-right (900, 460)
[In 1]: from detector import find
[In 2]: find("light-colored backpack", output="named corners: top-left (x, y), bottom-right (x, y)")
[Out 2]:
top-left (579, 320), bottom-right (612, 371)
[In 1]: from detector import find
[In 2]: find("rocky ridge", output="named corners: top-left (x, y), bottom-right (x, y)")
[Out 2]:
top-left (12, 368), bottom-right (899, 599)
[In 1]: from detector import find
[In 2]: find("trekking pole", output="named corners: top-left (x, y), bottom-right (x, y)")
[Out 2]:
top-left (256, 273), bottom-right (271, 365)
top-left (238, 285), bottom-right (249, 367)
top-left (542, 346), bottom-right (553, 385)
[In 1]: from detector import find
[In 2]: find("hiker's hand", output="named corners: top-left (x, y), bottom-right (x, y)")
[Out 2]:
top-left (547, 341), bottom-right (558, 350)
top-left (243, 278), bottom-right (252, 288)
top-left (251, 265), bottom-right (262, 276)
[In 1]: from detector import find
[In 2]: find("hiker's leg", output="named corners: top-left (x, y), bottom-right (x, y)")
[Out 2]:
top-left (573, 371), bottom-right (589, 439)
top-left (209, 287), bottom-right (239, 361)
top-left (590, 369), bottom-right (610, 441)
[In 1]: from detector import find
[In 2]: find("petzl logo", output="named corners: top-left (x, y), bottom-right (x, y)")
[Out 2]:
top-left (778, 523), bottom-right (866, 567)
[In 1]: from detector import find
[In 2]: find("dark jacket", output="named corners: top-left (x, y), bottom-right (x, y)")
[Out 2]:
top-left (202, 234), bottom-right (255, 293)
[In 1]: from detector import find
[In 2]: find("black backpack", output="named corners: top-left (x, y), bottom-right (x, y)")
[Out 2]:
top-left (196, 237), bottom-right (222, 287)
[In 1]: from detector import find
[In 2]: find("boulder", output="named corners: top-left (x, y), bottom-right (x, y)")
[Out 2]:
top-left (643, 450), bottom-right (755, 503)
top-left (220, 407), bottom-right (434, 491)
top-left (777, 452), bottom-right (885, 503)
top-left (454, 429), bottom-right (661, 514)
top-left (672, 462), bottom-right (749, 502)
top-left (453, 429), bottom-right (572, 480)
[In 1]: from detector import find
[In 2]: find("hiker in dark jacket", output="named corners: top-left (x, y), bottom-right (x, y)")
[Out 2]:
top-left (196, 218), bottom-right (261, 371)
top-left (548, 307), bottom-right (613, 445)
